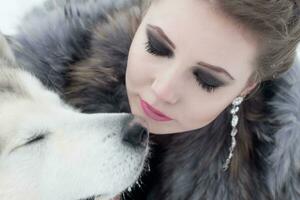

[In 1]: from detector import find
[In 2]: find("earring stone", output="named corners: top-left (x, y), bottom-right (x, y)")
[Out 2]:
top-left (223, 96), bottom-right (244, 171)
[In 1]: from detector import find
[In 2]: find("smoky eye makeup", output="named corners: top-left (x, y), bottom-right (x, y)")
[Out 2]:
top-left (144, 24), bottom-right (227, 93)
top-left (145, 27), bottom-right (174, 58)
top-left (193, 68), bottom-right (226, 92)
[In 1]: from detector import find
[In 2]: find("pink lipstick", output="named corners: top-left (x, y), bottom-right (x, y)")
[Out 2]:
top-left (140, 99), bottom-right (173, 122)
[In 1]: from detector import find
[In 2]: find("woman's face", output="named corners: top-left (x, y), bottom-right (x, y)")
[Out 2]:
top-left (126, 0), bottom-right (258, 134)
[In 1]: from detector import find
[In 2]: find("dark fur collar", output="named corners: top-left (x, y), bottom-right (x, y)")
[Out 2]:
top-left (11, 0), bottom-right (300, 199)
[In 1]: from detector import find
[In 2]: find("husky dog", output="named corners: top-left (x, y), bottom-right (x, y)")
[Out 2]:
top-left (0, 34), bottom-right (149, 200)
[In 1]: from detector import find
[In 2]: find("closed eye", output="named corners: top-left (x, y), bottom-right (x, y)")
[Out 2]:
top-left (9, 132), bottom-right (49, 154)
top-left (21, 131), bottom-right (48, 148)
top-left (25, 134), bottom-right (46, 145)
top-left (145, 25), bottom-right (227, 93)
top-left (145, 28), bottom-right (174, 58)
top-left (193, 68), bottom-right (226, 93)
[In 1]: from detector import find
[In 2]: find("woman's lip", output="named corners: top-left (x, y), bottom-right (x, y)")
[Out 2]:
top-left (140, 99), bottom-right (173, 121)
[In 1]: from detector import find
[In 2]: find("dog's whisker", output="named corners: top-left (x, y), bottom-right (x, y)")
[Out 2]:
top-left (136, 180), bottom-right (142, 188)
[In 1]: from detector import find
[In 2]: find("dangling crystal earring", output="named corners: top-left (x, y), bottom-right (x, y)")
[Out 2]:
top-left (223, 96), bottom-right (244, 171)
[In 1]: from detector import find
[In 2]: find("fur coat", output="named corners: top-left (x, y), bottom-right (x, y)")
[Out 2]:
top-left (8, 0), bottom-right (300, 199)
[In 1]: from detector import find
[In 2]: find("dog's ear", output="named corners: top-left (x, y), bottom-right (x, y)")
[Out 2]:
top-left (0, 33), bottom-right (16, 64)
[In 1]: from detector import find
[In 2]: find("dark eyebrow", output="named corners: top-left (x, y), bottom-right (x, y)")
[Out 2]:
top-left (197, 61), bottom-right (235, 81)
top-left (147, 24), bottom-right (176, 49)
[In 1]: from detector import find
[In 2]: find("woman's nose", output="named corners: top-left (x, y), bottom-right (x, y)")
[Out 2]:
top-left (151, 71), bottom-right (180, 104)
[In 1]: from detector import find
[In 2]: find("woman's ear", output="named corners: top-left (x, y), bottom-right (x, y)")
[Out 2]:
top-left (240, 80), bottom-right (258, 97)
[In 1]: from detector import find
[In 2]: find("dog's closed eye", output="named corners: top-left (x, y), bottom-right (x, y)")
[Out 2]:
top-left (9, 132), bottom-right (49, 154)
top-left (25, 134), bottom-right (46, 145)
top-left (24, 130), bottom-right (51, 146)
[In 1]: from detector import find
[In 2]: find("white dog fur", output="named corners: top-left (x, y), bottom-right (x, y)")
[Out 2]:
top-left (0, 34), bottom-right (148, 200)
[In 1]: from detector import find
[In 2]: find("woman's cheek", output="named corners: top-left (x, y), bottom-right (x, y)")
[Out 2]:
top-left (127, 56), bottom-right (149, 86)
top-left (183, 99), bottom-right (227, 129)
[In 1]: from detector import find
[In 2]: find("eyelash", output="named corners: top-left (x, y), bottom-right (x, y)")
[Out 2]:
top-left (194, 75), bottom-right (217, 93)
top-left (145, 38), bottom-right (218, 93)
top-left (145, 40), bottom-right (173, 58)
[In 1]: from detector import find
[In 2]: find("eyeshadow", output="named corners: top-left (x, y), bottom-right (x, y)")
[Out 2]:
top-left (147, 24), bottom-right (175, 50)
top-left (146, 28), bottom-right (174, 58)
top-left (193, 68), bottom-right (226, 87)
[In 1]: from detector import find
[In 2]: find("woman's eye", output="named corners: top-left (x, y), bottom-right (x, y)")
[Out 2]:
top-left (145, 31), bottom-right (173, 58)
top-left (193, 70), bottom-right (224, 93)
top-left (195, 77), bottom-right (217, 93)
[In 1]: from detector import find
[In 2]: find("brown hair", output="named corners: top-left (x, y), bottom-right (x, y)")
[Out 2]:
top-left (212, 0), bottom-right (300, 175)
top-left (218, 0), bottom-right (300, 83)
top-left (141, 0), bottom-right (300, 175)
top-left (215, 0), bottom-right (300, 175)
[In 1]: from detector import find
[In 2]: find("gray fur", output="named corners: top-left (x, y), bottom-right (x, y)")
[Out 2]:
top-left (0, 34), bottom-right (27, 97)
top-left (0, 34), bottom-right (16, 63)
top-left (266, 58), bottom-right (300, 199)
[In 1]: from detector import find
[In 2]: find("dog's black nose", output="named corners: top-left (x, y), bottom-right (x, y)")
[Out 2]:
top-left (122, 116), bottom-right (149, 148)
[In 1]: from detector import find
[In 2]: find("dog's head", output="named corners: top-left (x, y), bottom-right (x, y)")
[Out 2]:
top-left (0, 34), bottom-right (149, 200)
